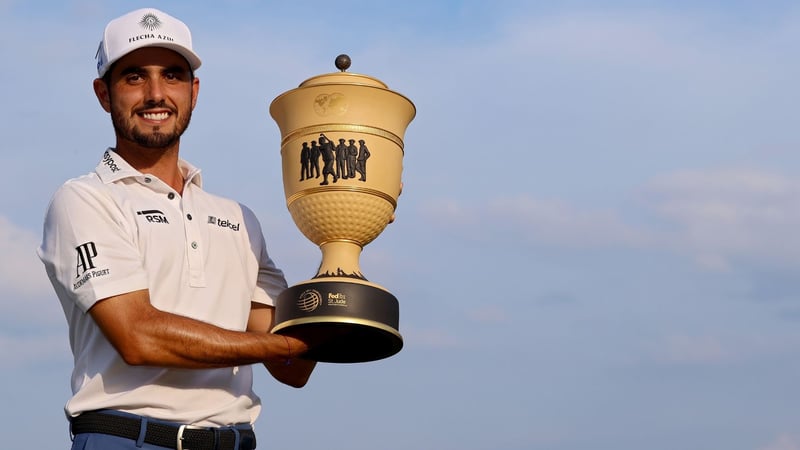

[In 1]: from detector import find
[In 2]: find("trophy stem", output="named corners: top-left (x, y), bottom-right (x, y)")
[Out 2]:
top-left (317, 240), bottom-right (365, 279)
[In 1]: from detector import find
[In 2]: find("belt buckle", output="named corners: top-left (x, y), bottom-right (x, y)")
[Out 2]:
top-left (177, 424), bottom-right (206, 450)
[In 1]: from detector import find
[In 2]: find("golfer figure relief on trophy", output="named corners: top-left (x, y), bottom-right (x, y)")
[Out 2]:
top-left (269, 55), bottom-right (416, 363)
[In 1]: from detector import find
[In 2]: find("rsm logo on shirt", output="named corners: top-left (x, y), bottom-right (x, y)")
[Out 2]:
top-left (207, 215), bottom-right (240, 231)
top-left (137, 209), bottom-right (169, 224)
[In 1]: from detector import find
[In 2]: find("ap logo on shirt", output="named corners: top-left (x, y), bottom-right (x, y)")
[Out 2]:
top-left (76, 242), bottom-right (97, 277)
top-left (74, 241), bottom-right (110, 290)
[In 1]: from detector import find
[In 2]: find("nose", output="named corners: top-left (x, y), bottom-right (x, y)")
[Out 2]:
top-left (144, 78), bottom-right (165, 104)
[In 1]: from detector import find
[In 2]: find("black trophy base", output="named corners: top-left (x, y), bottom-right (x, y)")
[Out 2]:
top-left (272, 280), bottom-right (402, 363)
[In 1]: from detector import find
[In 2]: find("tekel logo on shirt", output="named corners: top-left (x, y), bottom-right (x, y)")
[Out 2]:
top-left (207, 215), bottom-right (240, 231)
top-left (74, 241), bottom-right (110, 289)
top-left (137, 209), bottom-right (169, 224)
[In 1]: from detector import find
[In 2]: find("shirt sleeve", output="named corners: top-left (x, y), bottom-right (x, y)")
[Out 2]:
top-left (241, 204), bottom-right (288, 307)
top-left (38, 179), bottom-right (149, 313)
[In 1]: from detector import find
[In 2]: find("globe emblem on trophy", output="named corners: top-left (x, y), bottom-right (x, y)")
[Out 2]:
top-left (313, 92), bottom-right (348, 116)
top-left (269, 55), bottom-right (415, 363)
top-left (297, 289), bottom-right (322, 313)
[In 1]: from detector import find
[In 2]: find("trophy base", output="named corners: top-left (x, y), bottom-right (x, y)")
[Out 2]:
top-left (272, 280), bottom-right (402, 363)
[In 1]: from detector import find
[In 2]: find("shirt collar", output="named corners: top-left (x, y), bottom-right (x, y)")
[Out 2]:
top-left (178, 158), bottom-right (203, 188)
top-left (95, 148), bottom-right (203, 189)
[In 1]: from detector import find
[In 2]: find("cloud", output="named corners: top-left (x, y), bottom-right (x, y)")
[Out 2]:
top-left (466, 305), bottom-right (508, 324)
top-left (643, 330), bottom-right (800, 368)
top-left (420, 195), bottom-right (655, 250)
top-left (649, 334), bottom-right (730, 365)
top-left (642, 168), bottom-right (800, 271)
top-left (760, 434), bottom-right (800, 450)
top-left (0, 332), bottom-right (70, 369)
top-left (488, 196), bottom-right (653, 248)
top-left (498, 7), bottom-right (800, 81)
top-left (535, 291), bottom-right (579, 306)
top-left (421, 166), bottom-right (800, 277)
top-left (403, 326), bottom-right (461, 349)
top-left (500, 10), bottom-right (709, 66)
top-left (0, 217), bottom-right (51, 298)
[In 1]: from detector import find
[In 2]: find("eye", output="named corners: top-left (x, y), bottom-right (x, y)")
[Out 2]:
top-left (163, 67), bottom-right (190, 82)
top-left (125, 72), bottom-right (144, 83)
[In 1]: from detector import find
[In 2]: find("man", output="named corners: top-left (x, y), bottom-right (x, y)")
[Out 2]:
top-left (355, 139), bottom-right (371, 181)
top-left (317, 134), bottom-right (337, 185)
top-left (335, 138), bottom-right (348, 180)
top-left (37, 8), bottom-right (316, 450)
top-left (299, 141), bottom-right (311, 181)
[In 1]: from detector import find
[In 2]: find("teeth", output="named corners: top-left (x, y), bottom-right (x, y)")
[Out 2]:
top-left (142, 112), bottom-right (169, 120)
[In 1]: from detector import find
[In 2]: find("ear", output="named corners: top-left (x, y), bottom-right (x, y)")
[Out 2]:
top-left (191, 77), bottom-right (200, 110)
top-left (93, 78), bottom-right (112, 113)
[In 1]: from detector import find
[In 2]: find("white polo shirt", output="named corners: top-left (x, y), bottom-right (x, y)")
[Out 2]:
top-left (38, 148), bottom-right (288, 426)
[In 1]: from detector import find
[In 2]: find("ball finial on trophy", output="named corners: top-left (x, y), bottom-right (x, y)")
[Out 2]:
top-left (335, 54), bottom-right (351, 72)
top-left (269, 55), bottom-right (415, 363)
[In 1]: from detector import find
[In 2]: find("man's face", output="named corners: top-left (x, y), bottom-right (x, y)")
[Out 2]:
top-left (97, 47), bottom-right (199, 150)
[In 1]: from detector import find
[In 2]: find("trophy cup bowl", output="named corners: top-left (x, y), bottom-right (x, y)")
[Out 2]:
top-left (269, 55), bottom-right (416, 363)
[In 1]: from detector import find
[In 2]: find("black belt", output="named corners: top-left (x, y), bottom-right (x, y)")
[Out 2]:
top-left (70, 410), bottom-right (256, 450)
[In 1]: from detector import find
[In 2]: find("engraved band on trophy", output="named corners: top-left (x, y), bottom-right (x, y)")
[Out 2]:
top-left (269, 55), bottom-right (416, 363)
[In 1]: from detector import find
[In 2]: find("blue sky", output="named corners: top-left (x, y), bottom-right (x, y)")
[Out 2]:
top-left (3, 1), bottom-right (800, 449)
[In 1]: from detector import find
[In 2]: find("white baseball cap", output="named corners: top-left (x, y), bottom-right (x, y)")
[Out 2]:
top-left (95, 8), bottom-right (202, 77)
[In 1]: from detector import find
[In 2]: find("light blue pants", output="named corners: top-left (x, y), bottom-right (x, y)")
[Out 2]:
top-left (71, 432), bottom-right (172, 449)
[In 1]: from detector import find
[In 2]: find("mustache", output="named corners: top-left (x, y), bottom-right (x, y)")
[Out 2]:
top-left (139, 99), bottom-right (174, 112)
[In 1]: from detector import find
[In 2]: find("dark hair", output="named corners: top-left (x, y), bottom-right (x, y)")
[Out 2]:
top-left (101, 67), bottom-right (114, 86)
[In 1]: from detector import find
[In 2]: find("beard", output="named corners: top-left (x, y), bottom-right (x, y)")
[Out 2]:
top-left (110, 100), bottom-right (192, 149)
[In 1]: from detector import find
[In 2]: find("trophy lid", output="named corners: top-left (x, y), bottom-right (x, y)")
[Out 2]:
top-left (269, 53), bottom-right (416, 145)
top-left (296, 54), bottom-right (389, 89)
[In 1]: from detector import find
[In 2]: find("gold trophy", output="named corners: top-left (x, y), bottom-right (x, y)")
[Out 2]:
top-left (269, 55), bottom-right (415, 363)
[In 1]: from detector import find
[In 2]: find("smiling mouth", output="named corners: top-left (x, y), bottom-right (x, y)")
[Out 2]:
top-left (141, 112), bottom-right (170, 121)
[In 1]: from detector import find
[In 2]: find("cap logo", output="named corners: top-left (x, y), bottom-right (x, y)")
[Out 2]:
top-left (139, 13), bottom-right (162, 31)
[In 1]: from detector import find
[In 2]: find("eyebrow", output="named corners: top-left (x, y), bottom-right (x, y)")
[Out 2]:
top-left (118, 65), bottom-right (190, 76)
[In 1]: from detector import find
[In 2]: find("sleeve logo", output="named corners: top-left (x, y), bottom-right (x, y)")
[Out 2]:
top-left (74, 242), bottom-right (110, 290)
top-left (76, 242), bottom-right (97, 277)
